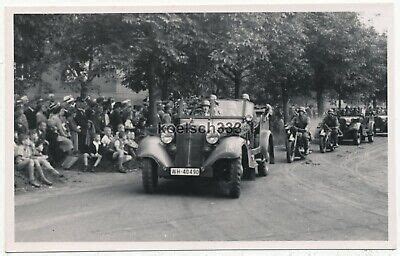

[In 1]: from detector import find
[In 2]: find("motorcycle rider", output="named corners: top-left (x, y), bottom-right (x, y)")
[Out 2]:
top-left (289, 107), bottom-right (311, 155)
top-left (322, 108), bottom-right (340, 147)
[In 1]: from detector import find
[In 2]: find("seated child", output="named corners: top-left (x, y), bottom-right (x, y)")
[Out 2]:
top-left (125, 131), bottom-right (138, 157)
top-left (29, 130), bottom-right (63, 177)
top-left (15, 134), bottom-right (53, 187)
top-left (115, 123), bottom-right (125, 138)
top-left (113, 131), bottom-right (132, 173)
top-left (83, 133), bottom-right (104, 172)
top-left (101, 126), bottom-right (115, 159)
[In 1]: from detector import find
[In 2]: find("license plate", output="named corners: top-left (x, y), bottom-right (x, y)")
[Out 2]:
top-left (170, 168), bottom-right (200, 176)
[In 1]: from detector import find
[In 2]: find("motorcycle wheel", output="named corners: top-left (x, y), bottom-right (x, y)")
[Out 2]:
top-left (319, 136), bottom-right (327, 153)
top-left (286, 140), bottom-right (296, 163)
top-left (353, 130), bottom-right (361, 145)
top-left (368, 133), bottom-right (374, 143)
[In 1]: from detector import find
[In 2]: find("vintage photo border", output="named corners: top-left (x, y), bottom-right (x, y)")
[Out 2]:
top-left (3, 2), bottom-right (396, 252)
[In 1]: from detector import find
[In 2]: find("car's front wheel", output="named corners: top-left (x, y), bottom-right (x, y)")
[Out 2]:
top-left (142, 158), bottom-right (158, 193)
top-left (228, 157), bottom-right (242, 198)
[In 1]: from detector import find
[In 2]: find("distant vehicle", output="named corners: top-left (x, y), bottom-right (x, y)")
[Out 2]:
top-left (338, 112), bottom-right (374, 145)
top-left (284, 124), bottom-right (309, 163)
top-left (137, 98), bottom-right (275, 198)
top-left (374, 114), bottom-right (388, 135)
top-left (318, 124), bottom-right (336, 153)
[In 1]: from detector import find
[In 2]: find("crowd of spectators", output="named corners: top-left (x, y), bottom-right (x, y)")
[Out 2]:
top-left (14, 93), bottom-right (151, 187)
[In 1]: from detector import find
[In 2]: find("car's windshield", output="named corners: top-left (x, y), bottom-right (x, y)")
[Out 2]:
top-left (214, 100), bottom-right (245, 116)
top-left (178, 99), bottom-right (253, 118)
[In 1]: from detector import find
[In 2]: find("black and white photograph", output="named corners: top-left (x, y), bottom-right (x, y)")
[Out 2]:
top-left (4, 2), bottom-right (395, 252)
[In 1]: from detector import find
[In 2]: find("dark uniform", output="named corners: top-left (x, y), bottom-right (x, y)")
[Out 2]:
top-left (74, 107), bottom-right (88, 152)
top-left (24, 106), bottom-right (37, 130)
top-left (290, 114), bottom-right (310, 152)
top-left (322, 113), bottom-right (339, 146)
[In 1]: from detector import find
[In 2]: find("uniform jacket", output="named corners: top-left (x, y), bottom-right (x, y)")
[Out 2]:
top-left (322, 115), bottom-right (339, 128)
top-left (67, 114), bottom-right (80, 133)
top-left (24, 107), bottom-right (37, 130)
top-left (291, 115), bottom-right (310, 130)
top-left (35, 111), bottom-right (48, 125)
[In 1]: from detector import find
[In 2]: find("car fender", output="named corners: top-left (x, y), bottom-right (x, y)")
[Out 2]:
top-left (137, 136), bottom-right (173, 168)
top-left (203, 136), bottom-right (246, 168)
top-left (259, 129), bottom-right (272, 159)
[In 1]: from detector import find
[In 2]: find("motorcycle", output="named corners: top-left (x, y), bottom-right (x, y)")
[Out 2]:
top-left (285, 125), bottom-right (309, 163)
top-left (318, 124), bottom-right (337, 153)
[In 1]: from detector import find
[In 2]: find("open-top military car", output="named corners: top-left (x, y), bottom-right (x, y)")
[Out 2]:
top-left (137, 98), bottom-right (275, 198)
top-left (374, 111), bottom-right (388, 135)
top-left (338, 112), bottom-right (374, 145)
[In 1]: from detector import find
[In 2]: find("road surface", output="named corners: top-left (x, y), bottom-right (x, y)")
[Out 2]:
top-left (15, 137), bottom-right (388, 241)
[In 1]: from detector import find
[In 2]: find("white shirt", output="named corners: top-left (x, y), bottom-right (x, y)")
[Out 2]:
top-left (93, 141), bottom-right (100, 153)
top-left (101, 135), bottom-right (113, 146)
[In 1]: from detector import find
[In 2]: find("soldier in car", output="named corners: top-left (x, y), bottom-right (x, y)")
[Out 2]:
top-left (201, 99), bottom-right (211, 116)
top-left (322, 108), bottom-right (340, 147)
top-left (289, 107), bottom-right (311, 154)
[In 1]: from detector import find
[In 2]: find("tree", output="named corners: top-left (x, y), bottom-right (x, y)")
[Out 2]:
top-left (303, 12), bottom-right (368, 116)
top-left (119, 14), bottom-right (201, 125)
top-left (51, 14), bottom-right (131, 97)
top-left (251, 13), bottom-right (311, 122)
top-left (14, 14), bottom-right (60, 95)
top-left (206, 13), bottom-right (269, 98)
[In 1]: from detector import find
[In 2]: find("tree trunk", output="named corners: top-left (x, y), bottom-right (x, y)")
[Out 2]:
top-left (161, 79), bottom-right (169, 101)
top-left (147, 61), bottom-right (159, 127)
top-left (316, 86), bottom-right (324, 117)
top-left (373, 97), bottom-right (377, 108)
top-left (282, 84), bottom-right (289, 123)
top-left (234, 73), bottom-right (241, 99)
top-left (314, 69), bottom-right (324, 117)
top-left (81, 82), bottom-right (89, 98)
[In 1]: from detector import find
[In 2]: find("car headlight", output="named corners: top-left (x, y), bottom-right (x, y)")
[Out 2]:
top-left (206, 132), bottom-right (220, 145)
top-left (160, 131), bottom-right (174, 144)
top-left (245, 115), bottom-right (253, 122)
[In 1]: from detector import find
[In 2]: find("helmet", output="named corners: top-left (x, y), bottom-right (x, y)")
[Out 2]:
top-left (201, 99), bottom-right (211, 106)
top-left (328, 108), bottom-right (334, 114)
top-left (298, 107), bottom-right (306, 113)
top-left (210, 94), bottom-right (217, 100)
top-left (242, 94), bottom-right (250, 101)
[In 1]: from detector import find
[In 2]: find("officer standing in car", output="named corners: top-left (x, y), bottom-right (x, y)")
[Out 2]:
top-left (322, 108), bottom-right (340, 147)
top-left (201, 99), bottom-right (211, 116)
top-left (290, 107), bottom-right (311, 154)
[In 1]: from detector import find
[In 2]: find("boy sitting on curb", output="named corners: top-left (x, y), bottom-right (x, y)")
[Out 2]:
top-left (83, 133), bottom-right (104, 172)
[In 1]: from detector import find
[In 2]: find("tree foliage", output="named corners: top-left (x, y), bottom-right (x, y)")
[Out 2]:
top-left (14, 12), bottom-right (387, 121)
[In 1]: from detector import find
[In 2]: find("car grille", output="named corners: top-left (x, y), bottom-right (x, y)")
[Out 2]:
top-left (175, 132), bottom-right (205, 167)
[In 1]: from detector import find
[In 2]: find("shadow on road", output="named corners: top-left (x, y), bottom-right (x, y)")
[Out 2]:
top-left (131, 177), bottom-right (257, 199)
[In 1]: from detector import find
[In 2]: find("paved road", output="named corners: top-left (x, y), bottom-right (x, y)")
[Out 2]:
top-left (15, 137), bottom-right (388, 242)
